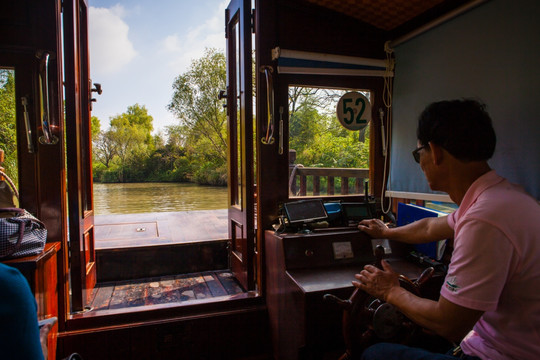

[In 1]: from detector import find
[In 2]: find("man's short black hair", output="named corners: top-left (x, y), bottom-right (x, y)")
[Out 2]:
top-left (417, 99), bottom-right (496, 161)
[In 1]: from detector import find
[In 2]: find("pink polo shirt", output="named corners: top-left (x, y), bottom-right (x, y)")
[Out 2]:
top-left (442, 170), bottom-right (540, 360)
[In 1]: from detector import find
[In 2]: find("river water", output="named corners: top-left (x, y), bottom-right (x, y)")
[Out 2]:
top-left (93, 182), bottom-right (228, 215)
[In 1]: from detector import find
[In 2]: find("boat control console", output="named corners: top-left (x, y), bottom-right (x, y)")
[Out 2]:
top-left (265, 223), bottom-right (446, 359)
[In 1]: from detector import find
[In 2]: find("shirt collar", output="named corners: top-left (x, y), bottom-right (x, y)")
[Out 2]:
top-left (454, 170), bottom-right (504, 220)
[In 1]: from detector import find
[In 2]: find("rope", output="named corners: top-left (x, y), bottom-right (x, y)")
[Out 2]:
top-left (380, 41), bottom-right (394, 215)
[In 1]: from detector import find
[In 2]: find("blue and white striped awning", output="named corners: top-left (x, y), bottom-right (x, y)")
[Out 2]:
top-left (271, 47), bottom-right (393, 77)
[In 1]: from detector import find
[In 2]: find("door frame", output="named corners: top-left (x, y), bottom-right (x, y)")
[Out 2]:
top-left (63, 0), bottom-right (96, 312)
top-left (225, 0), bottom-right (256, 291)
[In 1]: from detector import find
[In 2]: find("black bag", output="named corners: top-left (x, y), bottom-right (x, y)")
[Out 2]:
top-left (0, 170), bottom-right (47, 259)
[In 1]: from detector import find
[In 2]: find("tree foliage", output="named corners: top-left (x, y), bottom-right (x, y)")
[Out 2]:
top-left (91, 103), bottom-right (194, 183)
top-left (92, 104), bottom-right (156, 182)
top-left (289, 87), bottom-right (369, 169)
top-left (91, 116), bottom-right (101, 141)
top-left (93, 129), bottom-right (117, 168)
top-left (92, 49), bottom-right (229, 185)
top-left (0, 69), bottom-right (18, 182)
top-left (167, 47), bottom-right (227, 185)
top-left (90, 54), bottom-right (370, 189)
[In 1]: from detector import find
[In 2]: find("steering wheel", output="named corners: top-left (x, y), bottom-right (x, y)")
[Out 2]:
top-left (324, 245), bottom-right (434, 360)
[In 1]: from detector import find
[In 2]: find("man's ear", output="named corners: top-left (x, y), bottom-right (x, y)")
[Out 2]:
top-left (428, 142), bottom-right (444, 165)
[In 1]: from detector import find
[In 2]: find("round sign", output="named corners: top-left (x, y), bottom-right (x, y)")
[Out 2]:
top-left (336, 92), bottom-right (371, 131)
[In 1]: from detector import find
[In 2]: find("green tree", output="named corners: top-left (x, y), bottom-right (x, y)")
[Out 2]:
top-left (288, 86), bottom-right (369, 169)
top-left (168, 48), bottom-right (227, 184)
top-left (91, 116), bottom-right (101, 141)
top-left (165, 124), bottom-right (186, 148)
top-left (289, 87), bottom-right (341, 118)
top-left (108, 105), bottom-right (153, 181)
top-left (0, 69), bottom-right (18, 182)
top-left (93, 129), bottom-right (117, 168)
top-left (92, 104), bottom-right (155, 182)
top-left (111, 103), bottom-right (154, 143)
top-left (289, 106), bottom-right (324, 159)
top-left (302, 125), bottom-right (370, 168)
top-left (145, 142), bottom-right (190, 182)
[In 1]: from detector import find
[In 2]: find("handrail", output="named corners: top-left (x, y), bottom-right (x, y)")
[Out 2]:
top-left (294, 167), bottom-right (369, 178)
top-left (289, 166), bottom-right (369, 196)
top-left (38, 51), bottom-right (58, 145)
top-left (260, 66), bottom-right (275, 145)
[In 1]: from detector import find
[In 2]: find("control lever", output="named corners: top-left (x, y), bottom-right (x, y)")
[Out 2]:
top-left (407, 251), bottom-right (443, 269)
top-left (413, 266), bottom-right (434, 288)
top-left (323, 245), bottom-right (435, 357)
top-left (323, 244), bottom-right (386, 307)
top-left (374, 244), bottom-right (385, 269)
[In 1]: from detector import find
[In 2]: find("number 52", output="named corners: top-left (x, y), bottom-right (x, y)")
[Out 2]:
top-left (343, 97), bottom-right (367, 125)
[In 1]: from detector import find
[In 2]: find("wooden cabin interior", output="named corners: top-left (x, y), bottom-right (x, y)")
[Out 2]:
top-left (1, 0), bottom-right (539, 359)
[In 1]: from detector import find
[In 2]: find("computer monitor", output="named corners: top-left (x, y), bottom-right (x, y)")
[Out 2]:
top-left (283, 199), bottom-right (328, 225)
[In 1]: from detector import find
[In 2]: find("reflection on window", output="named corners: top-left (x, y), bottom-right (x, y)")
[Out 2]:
top-left (288, 86), bottom-right (370, 198)
top-left (0, 68), bottom-right (18, 186)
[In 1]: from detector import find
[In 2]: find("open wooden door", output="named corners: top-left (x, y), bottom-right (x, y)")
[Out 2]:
top-left (1, 0), bottom-right (71, 326)
top-left (63, 0), bottom-right (96, 311)
top-left (225, 0), bottom-right (255, 291)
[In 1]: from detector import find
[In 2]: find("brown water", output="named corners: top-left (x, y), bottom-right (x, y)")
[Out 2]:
top-left (93, 182), bottom-right (228, 215)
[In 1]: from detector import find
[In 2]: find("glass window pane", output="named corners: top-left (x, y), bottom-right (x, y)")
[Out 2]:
top-left (0, 68), bottom-right (19, 187)
top-left (288, 86), bottom-right (370, 198)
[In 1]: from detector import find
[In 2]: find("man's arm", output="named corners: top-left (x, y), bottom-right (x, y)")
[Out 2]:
top-left (386, 284), bottom-right (483, 342)
top-left (353, 260), bottom-right (482, 342)
top-left (358, 216), bottom-right (453, 244)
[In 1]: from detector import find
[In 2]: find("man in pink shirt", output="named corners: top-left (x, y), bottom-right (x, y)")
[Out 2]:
top-left (354, 99), bottom-right (540, 359)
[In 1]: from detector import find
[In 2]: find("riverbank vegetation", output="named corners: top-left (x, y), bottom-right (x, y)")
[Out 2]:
top-left (92, 48), bottom-right (227, 185)
top-left (1, 49), bottom-right (369, 188)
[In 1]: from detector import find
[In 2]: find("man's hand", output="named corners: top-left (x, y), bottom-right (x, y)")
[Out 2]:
top-left (357, 218), bottom-right (389, 238)
top-left (354, 260), bottom-right (484, 343)
top-left (359, 216), bottom-right (453, 245)
top-left (352, 260), bottom-right (400, 301)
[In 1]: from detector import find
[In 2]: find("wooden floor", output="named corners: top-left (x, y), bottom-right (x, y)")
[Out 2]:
top-left (94, 209), bottom-right (228, 249)
top-left (89, 270), bottom-right (244, 312)
top-left (91, 210), bottom-right (235, 312)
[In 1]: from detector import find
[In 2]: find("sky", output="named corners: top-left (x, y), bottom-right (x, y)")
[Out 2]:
top-left (88, 0), bottom-right (228, 134)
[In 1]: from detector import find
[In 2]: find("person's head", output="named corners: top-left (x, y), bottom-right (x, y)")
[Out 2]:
top-left (416, 99), bottom-right (496, 162)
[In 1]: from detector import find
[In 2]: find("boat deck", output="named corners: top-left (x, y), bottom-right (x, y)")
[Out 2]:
top-left (94, 209), bottom-right (228, 249)
top-left (90, 210), bottom-right (242, 312)
top-left (89, 270), bottom-right (244, 312)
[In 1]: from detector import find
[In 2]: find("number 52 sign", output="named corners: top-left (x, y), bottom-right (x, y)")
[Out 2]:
top-left (336, 92), bottom-right (371, 131)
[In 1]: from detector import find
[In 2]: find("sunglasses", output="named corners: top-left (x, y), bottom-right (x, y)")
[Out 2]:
top-left (412, 145), bottom-right (427, 163)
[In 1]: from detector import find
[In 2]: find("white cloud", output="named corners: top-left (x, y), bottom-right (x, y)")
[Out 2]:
top-left (89, 5), bottom-right (137, 75)
top-left (159, 0), bottom-right (227, 73)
